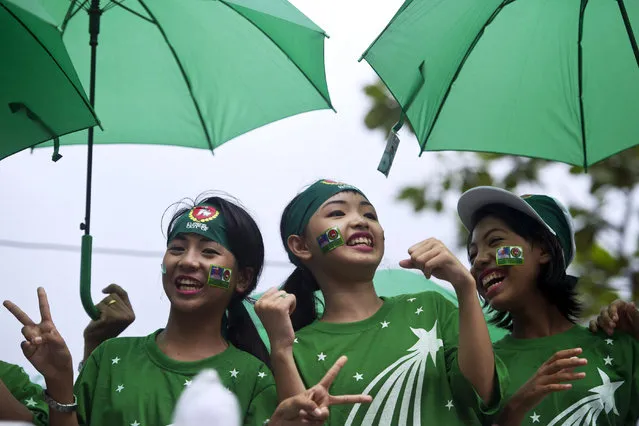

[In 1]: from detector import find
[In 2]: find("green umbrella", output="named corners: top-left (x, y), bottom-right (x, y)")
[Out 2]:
top-left (361, 0), bottom-right (639, 175)
top-left (0, 0), bottom-right (98, 160)
top-left (245, 268), bottom-right (507, 350)
top-left (36, 0), bottom-right (333, 319)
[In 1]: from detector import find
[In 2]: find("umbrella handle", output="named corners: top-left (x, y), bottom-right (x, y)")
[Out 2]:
top-left (80, 234), bottom-right (100, 320)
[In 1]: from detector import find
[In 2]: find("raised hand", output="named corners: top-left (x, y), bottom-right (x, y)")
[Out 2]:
top-left (399, 238), bottom-right (474, 291)
top-left (3, 287), bottom-right (73, 382)
top-left (496, 348), bottom-right (587, 426)
top-left (589, 299), bottom-right (639, 339)
top-left (84, 284), bottom-right (135, 359)
top-left (255, 287), bottom-right (297, 350)
top-left (269, 356), bottom-right (372, 426)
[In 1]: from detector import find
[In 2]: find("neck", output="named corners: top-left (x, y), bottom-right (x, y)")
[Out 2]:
top-left (316, 272), bottom-right (383, 323)
top-left (158, 306), bottom-right (228, 361)
top-left (509, 295), bottom-right (574, 339)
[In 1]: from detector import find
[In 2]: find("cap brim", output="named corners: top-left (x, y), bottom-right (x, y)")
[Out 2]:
top-left (457, 186), bottom-right (552, 235)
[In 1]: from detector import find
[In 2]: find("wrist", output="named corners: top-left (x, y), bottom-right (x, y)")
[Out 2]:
top-left (44, 377), bottom-right (74, 405)
top-left (453, 277), bottom-right (477, 301)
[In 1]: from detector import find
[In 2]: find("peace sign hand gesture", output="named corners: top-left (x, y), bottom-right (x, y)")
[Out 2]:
top-left (3, 287), bottom-right (73, 383)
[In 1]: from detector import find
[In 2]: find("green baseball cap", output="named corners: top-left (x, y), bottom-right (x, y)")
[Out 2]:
top-left (457, 186), bottom-right (575, 267)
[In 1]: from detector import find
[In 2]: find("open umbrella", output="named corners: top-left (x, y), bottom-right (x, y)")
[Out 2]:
top-left (245, 269), bottom-right (508, 349)
top-left (361, 0), bottom-right (639, 175)
top-left (35, 0), bottom-right (333, 319)
top-left (0, 0), bottom-right (98, 160)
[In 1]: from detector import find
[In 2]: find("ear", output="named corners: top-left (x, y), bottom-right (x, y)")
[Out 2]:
top-left (234, 267), bottom-right (254, 294)
top-left (287, 234), bottom-right (312, 262)
top-left (538, 244), bottom-right (552, 265)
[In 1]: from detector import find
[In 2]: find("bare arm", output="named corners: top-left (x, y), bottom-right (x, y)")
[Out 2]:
top-left (0, 379), bottom-right (33, 422)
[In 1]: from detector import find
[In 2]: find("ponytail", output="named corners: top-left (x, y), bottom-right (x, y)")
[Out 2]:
top-left (226, 296), bottom-right (271, 368)
top-left (283, 266), bottom-right (323, 331)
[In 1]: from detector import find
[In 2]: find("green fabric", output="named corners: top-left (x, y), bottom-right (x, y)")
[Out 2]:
top-left (361, 0), bottom-right (639, 168)
top-left (0, 360), bottom-right (48, 425)
top-left (282, 179), bottom-right (366, 265)
top-left (247, 269), bottom-right (508, 348)
top-left (291, 291), bottom-right (509, 425)
top-left (75, 330), bottom-right (277, 426)
top-left (34, 0), bottom-right (331, 153)
top-left (0, 0), bottom-right (98, 160)
top-left (490, 325), bottom-right (639, 425)
top-left (167, 204), bottom-right (230, 251)
top-left (521, 194), bottom-right (574, 265)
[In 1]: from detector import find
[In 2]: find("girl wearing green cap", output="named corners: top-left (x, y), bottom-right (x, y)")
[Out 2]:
top-left (457, 186), bottom-right (639, 425)
top-left (256, 179), bottom-right (508, 425)
top-left (4, 195), bottom-right (279, 426)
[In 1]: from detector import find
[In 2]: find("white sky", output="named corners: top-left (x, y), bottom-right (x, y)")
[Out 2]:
top-left (0, 0), bottom-right (632, 383)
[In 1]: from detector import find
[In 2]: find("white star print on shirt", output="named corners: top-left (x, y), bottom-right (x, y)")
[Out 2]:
top-left (294, 338), bottom-right (299, 343)
top-left (380, 321), bottom-right (390, 328)
top-left (353, 373), bottom-right (363, 381)
top-left (604, 355), bottom-right (613, 365)
top-left (131, 421), bottom-right (140, 426)
top-left (258, 372), bottom-right (267, 379)
top-left (415, 306), bottom-right (423, 315)
top-left (530, 412), bottom-right (540, 423)
top-left (24, 397), bottom-right (37, 407)
top-left (230, 369), bottom-right (239, 378)
top-left (116, 385), bottom-right (125, 393)
top-left (184, 379), bottom-right (192, 387)
top-left (407, 298), bottom-right (416, 302)
top-left (605, 338), bottom-right (614, 345)
top-left (317, 352), bottom-right (327, 361)
top-left (445, 400), bottom-right (454, 410)
top-left (112, 356), bottom-right (120, 365)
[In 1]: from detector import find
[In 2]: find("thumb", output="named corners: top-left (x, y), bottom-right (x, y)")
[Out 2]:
top-left (399, 259), bottom-right (415, 269)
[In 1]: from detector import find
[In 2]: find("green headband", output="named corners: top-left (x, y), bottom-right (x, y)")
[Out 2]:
top-left (167, 204), bottom-right (230, 251)
top-left (282, 179), bottom-right (367, 265)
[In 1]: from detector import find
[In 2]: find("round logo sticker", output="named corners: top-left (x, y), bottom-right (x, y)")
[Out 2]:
top-left (511, 247), bottom-right (522, 258)
top-left (189, 206), bottom-right (219, 223)
top-left (327, 229), bottom-right (338, 241)
top-left (223, 270), bottom-right (231, 282)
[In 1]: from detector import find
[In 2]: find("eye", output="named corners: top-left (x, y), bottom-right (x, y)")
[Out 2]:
top-left (488, 237), bottom-right (503, 246)
top-left (202, 248), bottom-right (220, 256)
top-left (327, 210), bottom-right (345, 217)
top-left (365, 212), bottom-right (378, 221)
top-left (168, 245), bottom-right (185, 254)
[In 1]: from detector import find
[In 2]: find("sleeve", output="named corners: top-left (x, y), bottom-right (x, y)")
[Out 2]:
top-left (243, 366), bottom-right (278, 426)
top-left (0, 361), bottom-right (48, 426)
top-left (626, 335), bottom-right (639, 423)
top-left (437, 294), bottom-right (509, 422)
top-left (73, 343), bottom-right (104, 426)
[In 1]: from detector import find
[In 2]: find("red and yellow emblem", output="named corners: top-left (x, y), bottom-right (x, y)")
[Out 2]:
top-left (189, 206), bottom-right (219, 223)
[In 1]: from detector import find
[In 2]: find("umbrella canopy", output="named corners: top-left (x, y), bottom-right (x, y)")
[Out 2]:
top-left (0, 0), bottom-right (98, 160)
top-left (362, 0), bottom-right (639, 172)
top-left (245, 269), bottom-right (508, 350)
top-left (30, 0), bottom-right (333, 319)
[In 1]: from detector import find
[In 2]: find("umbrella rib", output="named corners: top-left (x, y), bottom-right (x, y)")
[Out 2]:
top-left (420, 1), bottom-right (510, 153)
top-left (577, 0), bottom-right (589, 170)
top-left (136, 0), bottom-right (216, 152)
top-left (0, 3), bottom-right (99, 128)
top-left (109, 0), bottom-right (154, 24)
top-left (61, 0), bottom-right (87, 33)
top-left (617, 0), bottom-right (639, 71)
top-left (218, 0), bottom-right (334, 111)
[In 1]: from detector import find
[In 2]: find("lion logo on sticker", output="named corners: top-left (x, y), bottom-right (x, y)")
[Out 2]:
top-left (511, 247), bottom-right (522, 258)
top-left (189, 206), bottom-right (219, 223)
top-left (223, 269), bottom-right (231, 282)
top-left (328, 229), bottom-right (339, 241)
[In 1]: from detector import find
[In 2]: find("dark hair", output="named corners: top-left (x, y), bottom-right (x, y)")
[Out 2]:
top-left (280, 192), bottom-right (324, 331)
top-left (467, 204), bottom-right (581, 331)
top-left (165, 194), bottom-right (270, 366)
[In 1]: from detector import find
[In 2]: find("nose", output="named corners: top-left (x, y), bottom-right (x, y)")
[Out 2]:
top-left (471, 249), bottom-right (492, 272)
top-left (178, 248), bottom-right (199, 270)
top-left (349, 213), bottom-right (370, 229)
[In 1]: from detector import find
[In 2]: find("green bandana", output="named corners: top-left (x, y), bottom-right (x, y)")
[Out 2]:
top-left (167, 204), bottom-right (230, 250)
top-left (282, 179), bottom-right (367, 265)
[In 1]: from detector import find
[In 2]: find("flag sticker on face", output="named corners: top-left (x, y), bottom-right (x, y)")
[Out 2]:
top-left (496, 246), bottom-right (524, 266)
top-left (208, 265), bottom-right (232, 289)
top-left (317, 227), bottom-right (345, 254)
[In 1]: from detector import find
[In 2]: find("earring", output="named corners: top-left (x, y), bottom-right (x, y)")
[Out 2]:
top-left (161, 263), bottom-right (166, 274)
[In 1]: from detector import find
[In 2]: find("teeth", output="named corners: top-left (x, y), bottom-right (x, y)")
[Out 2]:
top-left (347, 237), bottom-right (373, 247)
top-left (482, 272), bottom-right (505, 288)
top-left (177, 278), bottom-right (202, 287)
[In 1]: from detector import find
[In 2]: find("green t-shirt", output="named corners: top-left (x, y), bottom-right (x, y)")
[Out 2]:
top-left (75, 330), bottom-right (277, 426)
top-left (292, 291), bottom-right (509, 425)
top-left (492, 325), bottom-right (639, 425)
top-left (0, 360), bottom-right (48, 425)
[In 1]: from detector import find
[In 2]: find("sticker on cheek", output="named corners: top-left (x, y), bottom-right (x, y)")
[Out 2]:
top-left (316, 227), bottom-right (344, 254)
top-left (496, 246), bottom-right (524, 266)
top-left (208, 265), bottom-right (232, 289)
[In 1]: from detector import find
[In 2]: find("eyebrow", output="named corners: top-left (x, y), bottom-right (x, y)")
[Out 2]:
top-left (322, 200), bottom-right (374, 209)
top-left (468, 227), bottom-right (506, 250)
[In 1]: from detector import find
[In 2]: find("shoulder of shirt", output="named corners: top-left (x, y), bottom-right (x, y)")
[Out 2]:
top-left (225, 343), bottom-right (269, 370)
top-left (388, 290), bottom-right (456, 307)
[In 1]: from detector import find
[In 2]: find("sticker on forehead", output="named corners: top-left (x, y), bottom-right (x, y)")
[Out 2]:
top-left (208, 265), bottom-right (232, 289)
top-left (189, 206), bottom-right (219, 223)
top-left (496, 246), bottom-right (524, 266)
top-left (317, 227), bottom-right (345, 254)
